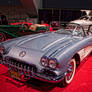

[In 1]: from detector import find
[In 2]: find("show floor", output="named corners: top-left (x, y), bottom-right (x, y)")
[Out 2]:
top-left (0, 55), bottom-right (92, 92)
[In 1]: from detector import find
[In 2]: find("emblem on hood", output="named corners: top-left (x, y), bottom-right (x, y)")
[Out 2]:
top-left (19, 51), bottom-right (26, 57)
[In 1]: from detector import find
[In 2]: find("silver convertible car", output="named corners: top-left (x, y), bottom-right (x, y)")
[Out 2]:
top-left (0, 23), bottom-right (92, 86)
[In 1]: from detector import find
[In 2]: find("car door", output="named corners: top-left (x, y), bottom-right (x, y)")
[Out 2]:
top-left (84, 25), bottom-right (92, 58)
top-left (84, 46), bottom-right (92, 58)
top-left (78, 49), bottom-right (85, 61)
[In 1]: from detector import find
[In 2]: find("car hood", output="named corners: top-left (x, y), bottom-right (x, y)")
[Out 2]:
top-left (6, 32), bottom-right (82, 68)
top-left (15, 32), bottom-right (81, 52)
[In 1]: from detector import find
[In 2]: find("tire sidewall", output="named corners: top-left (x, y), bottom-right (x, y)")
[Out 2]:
top-left (64, 59), bottom-right (76, 85)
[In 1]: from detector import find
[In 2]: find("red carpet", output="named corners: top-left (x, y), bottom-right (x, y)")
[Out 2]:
top-left (0, 55), bottom-right (92, 92)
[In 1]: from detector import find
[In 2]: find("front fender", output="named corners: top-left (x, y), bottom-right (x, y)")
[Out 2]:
top-left (54, 36), bottom-right (92, 74)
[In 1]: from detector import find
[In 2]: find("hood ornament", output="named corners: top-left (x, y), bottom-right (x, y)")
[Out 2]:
top-left (19, 51), bottom-right (26, 57)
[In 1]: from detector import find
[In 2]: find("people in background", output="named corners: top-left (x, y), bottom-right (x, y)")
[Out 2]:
top-left (0, 13), bottom-right (8, 25)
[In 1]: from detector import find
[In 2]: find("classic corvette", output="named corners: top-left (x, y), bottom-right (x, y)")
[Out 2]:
top-left (0, 23), bottom-right (92, 86)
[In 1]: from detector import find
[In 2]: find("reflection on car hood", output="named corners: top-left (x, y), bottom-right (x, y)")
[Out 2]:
top-left (16, 32), bottom-right (81, 52)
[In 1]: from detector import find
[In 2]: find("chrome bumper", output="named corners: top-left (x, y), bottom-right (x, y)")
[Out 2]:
top-left (31, 72), bottom-right (64, 83)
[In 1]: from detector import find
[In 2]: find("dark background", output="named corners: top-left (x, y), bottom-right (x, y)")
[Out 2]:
top-left (0, 0), bottom-right (21, 5)
top-left (38, 9), bottom-right (86, 23)
top-left (43, 0), bottom-right (92, 9)
top-left (0, 0), bottom-right (92, 9)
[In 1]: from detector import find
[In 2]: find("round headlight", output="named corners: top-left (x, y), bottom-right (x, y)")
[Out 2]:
top-left (41, 56), bottom-right (48, 67)
top-left (49, 59), bottom-right (57, 69)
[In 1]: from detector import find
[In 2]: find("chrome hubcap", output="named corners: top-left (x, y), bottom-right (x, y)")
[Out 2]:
top-left (66, 61), bottom-right (74, 81)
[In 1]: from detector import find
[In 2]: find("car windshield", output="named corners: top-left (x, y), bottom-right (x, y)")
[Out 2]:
top-left (56, 23), bottom-right (84, 37)
top-left (79, 15), bottom-right (92, 21)
top-left (79, 16), bottom-right (89, 20)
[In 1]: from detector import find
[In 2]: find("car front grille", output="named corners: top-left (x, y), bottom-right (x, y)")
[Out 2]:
top-left (5, 57), bottom-right (37, 76)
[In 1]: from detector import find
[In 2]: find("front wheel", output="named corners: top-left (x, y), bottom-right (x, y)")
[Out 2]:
top-left (64, 59), bottom-right (76, 84)
top-left (59, 59), bottom-right (76, 87)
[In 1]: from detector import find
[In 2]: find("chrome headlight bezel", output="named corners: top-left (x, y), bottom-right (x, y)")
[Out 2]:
top-left (40, 56), bottom-right (60, 69)
top-left (49, 59), bottom-right (57, 69)
top-left (40, 56), bottom-right (49, 67)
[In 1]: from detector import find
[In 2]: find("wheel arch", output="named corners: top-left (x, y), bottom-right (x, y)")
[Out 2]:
top-left (73, 53), bottom-right (81, 67)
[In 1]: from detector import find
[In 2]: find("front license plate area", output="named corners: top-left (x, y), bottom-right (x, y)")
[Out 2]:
top-left (10, 70), bottom-right (21, 80)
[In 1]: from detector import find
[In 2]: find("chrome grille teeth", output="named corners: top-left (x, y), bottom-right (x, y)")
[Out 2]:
top-left (21, 64), bottom-right (23, 72)
top-left (24, 65), bottom-right (26, 75)
top-left (5, 57), bottom-right (37, 77)
top-left (11, 61), bottom-right (13, 66)
top-left (17, 63), bottom-right (20, 72)
top-left (31, 67), bottom-right (34, 75)
top-left (14, 62), bottom-right (16, 71)
top-left (18, 64), bottom-right (21, 72)
top-left (27, 67), bottom-right (30, 76)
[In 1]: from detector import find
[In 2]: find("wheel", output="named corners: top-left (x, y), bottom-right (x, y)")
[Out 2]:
top-left (0, 32), bottom-right (6, 42)
top-left (64, 59), bottom-right (76, 84)
top-left (58, 59), bottom-right (76, 87)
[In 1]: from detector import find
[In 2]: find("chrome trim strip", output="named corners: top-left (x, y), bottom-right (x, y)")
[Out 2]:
top-left (18, 34), bottom-right (47, 45)
top-left (31, 74), bottom-right (64, 83)
top-left (42, 37), bottom-right (66, 51)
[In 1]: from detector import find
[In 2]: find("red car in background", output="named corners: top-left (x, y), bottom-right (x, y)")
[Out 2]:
top-left (10, 21), bottom-right (59, 32)
top-left (10, 21), bottom-right (32, 30)
top-left (42, 21), bottom-right (60, 31)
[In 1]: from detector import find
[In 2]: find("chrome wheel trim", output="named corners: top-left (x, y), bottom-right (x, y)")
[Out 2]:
top-left (65, 59), bottom-right (76, 84)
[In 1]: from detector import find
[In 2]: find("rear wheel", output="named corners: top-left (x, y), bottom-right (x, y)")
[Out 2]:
top-left (0, 32), bottom-right (6, 42)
